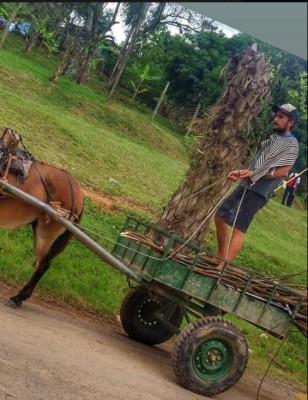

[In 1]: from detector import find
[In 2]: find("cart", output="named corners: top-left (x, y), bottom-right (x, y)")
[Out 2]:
top-left (1, 180), bottom-right (307, 397)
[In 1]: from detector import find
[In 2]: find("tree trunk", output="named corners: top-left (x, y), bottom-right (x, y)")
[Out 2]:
top-left (108, 2), bottom-right (151, 97)
top-left (99, 61), bottom-right (106, 78)
top-left (157, 45), bottom-right (271, 246)
top-left (50, 34), bottom-right (80, 84)
top-left (24, 32), bottom-right (40, 53)
top-left (64, 33), bottom-right (88, 79)
top-left (0, 24), bottom-right (11, 50)
top-left (76, 41), bottom-right (97, 85)
top-left (0, 9), bottom-right (20, 50)
top-left (76, 2), bottom-right (120, 85)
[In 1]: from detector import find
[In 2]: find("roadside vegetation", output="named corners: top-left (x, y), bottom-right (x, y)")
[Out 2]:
top-left (0, 33), bottom-right (307, 388)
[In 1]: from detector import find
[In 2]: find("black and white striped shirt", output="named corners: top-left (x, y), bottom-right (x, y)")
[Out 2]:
top-left (250, 133), bottom-right (299, 183)
top-left (241, 133), bottom-right (299, 200)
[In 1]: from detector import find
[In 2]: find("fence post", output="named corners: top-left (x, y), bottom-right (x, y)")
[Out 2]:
top-left (186, 102), bottom-right (201, 136)
top-left (152, 81), bottom-right (170, 121)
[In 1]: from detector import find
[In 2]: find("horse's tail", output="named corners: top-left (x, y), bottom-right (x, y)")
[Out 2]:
top-left (48, 206), bottom-right (84, 261)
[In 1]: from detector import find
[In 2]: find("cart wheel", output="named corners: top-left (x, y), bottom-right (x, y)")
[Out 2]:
top-left (172, 316), bottom-right (248, 396)
top-left (120, 286), bottom-right (183, 345)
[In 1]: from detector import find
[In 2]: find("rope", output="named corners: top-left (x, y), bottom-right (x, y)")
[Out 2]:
top-left (164, 183), bottom-right (237, 260)
top-left (69, 179), bottom-right (238, 262)
top-left (70, 220), bottom-right (164, 261)
top-left (214, 185), bottom-right (247, 317)
top-left (162, 176), bottom-right (227, 213)
top-left (274, 167), bottom-right (307, 192)
top-left (255, 325), bottom-right (292, 400)
top-left (223, 187), bottom-right (247, 262)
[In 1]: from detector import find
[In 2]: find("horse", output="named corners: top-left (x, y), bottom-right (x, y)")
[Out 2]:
top-left (0, 160), bottom-right (84, 307)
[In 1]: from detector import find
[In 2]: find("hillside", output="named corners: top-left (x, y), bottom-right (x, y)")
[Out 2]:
top-left (0, 33), bottom-right (307, 388)
top-left (0, 34), bottom-right (189, 211)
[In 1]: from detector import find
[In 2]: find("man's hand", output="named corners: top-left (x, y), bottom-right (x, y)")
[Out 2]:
top-left (240, 170), bottom-right (253, 180)
top-left (227, 170), bottom-right (253, 182)
top-left (227, 171), bottom-right (241, 181)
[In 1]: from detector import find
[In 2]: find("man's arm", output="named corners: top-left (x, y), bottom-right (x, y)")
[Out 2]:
top-left (227, 166), bottom-right (291, 182)
top-left (294, 177), bottom-right (301, 190)
top-left (264, 165), bottom-right (291, 179)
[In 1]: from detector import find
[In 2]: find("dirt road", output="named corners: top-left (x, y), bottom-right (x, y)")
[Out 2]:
top-left (0, 291), bottom-right (302, 400)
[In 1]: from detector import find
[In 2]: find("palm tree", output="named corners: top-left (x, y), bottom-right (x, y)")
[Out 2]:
top-left (157, 45), bottom-right (271, 246)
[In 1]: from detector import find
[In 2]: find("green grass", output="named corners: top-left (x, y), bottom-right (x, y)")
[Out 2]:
top-left (0, 33), bottom-right (307, 388)
top-left (0, 34), bottom-right (189, 211)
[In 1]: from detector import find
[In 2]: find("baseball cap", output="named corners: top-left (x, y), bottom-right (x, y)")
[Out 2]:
top-left (272, 103), bottom-right (299, 125)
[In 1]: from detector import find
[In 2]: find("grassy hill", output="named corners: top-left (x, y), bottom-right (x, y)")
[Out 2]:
top-left (0, 33), bottom-right (307, 388)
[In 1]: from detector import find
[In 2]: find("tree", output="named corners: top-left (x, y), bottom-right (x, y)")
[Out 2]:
top-left (39, 27), bottom-right (60, 58)
top-left (24, 14), bottom-right (49, 53)
top-left (0, 2), bottom-right (25, 50)
top-left (164, 31), bottom-right (229, 107)
top-left (50, 2), bottom-right (91, 84)
top-left (157, 45), bottom-right (271, 246)
top-left (108, 2), bottom-right (215, 97)
top-left (53, 2), bottom-right (120, 85)
top-left (108, 2), bottom-right (151, 97)
top-left (128, 63), bottom-right (160, 102)
top-left (75, 2), bottom-right (120, 85)
top-left (18, 3), bottom-right (67, 53)
top-left (50, 24), bottom-right (81, 84)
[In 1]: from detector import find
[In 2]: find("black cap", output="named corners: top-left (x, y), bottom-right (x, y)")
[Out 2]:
top-left (272, 103), bottom-right (299, 125)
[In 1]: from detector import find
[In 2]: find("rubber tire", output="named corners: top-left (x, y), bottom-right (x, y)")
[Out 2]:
top-left (172, 316), bottom-right (248, 397)
top-left (120, 286), bottom-right (183, 345)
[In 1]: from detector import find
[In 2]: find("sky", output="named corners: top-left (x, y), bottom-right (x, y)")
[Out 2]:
top-left (107, 4), bottom-right (240, 45)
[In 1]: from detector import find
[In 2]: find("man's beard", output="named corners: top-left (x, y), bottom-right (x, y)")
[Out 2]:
top-left (273, 122), bottom-right (289, 134)
top-left (273, 127), bottom-right (287, 133)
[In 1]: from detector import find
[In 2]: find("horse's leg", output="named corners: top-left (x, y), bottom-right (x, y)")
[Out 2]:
top-left (9, 216), bottom-right (73, 307)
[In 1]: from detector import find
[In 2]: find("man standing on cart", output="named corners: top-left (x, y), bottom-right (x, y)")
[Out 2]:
top-left (214, 103), bottom-right (299, 268)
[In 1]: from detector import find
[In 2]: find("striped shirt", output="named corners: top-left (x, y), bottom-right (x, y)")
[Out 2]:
top-left (241, 133), bottom-right (299, 200)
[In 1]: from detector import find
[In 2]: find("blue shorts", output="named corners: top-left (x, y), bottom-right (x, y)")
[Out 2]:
top-left (216, 186), bottom-right (267, 233)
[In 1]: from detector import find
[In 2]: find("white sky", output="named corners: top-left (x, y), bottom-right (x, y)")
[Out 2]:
top-left (107, 4), bottom-right (240, 44)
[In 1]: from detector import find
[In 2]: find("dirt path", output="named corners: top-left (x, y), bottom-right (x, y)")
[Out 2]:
top-left (81, 187), bottom-right (154, 215)
top-left (0, 288), bottom-right (303, 400)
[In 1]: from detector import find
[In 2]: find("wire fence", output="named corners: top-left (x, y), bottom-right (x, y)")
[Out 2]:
top-left (159, 102), bottom-right (209, 134)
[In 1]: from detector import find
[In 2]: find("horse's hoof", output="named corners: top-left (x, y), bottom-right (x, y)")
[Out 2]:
top-left (3, 298), bottom-right (22, 308)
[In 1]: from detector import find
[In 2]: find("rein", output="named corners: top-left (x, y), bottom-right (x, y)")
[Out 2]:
top-left (20, 137), bottom-right (76, 220)
top-left (62, 170), bottom-right (76, 220)
top-left (19, 136), bottom-right (52, 203)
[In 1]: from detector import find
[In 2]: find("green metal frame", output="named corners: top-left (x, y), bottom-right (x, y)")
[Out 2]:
top-left (112, 217), bottom-right (305, 339)
top-left (193, 339), bottom-right (234, 381)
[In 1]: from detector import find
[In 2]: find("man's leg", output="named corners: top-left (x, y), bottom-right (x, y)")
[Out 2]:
top-left (286, 190), bottom-right (295, 207)
top-left (223, 228), bottom-right (245, 260)
top-left (215, 214), bottom-right (245, 257)
top-left (215, 214), bottom-right (229, 258)
top-left (281, 188), bottom-right (289, 205)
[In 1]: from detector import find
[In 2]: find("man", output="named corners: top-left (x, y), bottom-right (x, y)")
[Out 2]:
top-left (281, 172), bottom-right (301, 207)
top-left (214, 103), bottom-right (299, 268)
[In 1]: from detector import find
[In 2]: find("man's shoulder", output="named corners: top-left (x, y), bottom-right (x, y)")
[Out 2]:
top-left (273, 134), bottom-right (299, 147)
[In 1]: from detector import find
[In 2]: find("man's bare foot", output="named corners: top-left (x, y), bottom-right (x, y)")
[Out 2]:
top-left (217, 261), bottom-right (229, 271)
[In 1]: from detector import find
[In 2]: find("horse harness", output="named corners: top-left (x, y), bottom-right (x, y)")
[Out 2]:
top-left (0, 127), bottom-right (77, 221)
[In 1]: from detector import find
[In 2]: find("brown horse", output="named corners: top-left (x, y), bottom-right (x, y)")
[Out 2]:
top-left (0, 161), bottom-right (84, 307)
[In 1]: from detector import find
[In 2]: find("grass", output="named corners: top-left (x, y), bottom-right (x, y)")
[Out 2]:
top-left (0, 34), bottom-right (189, 211)
top-left (0, 33), bottom-right (307, 388)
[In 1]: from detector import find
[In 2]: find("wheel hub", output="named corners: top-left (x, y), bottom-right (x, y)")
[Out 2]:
top-left (137, 298), bottom-right (161, 328)
top-left (193, 339), bottom-right (234, 381)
